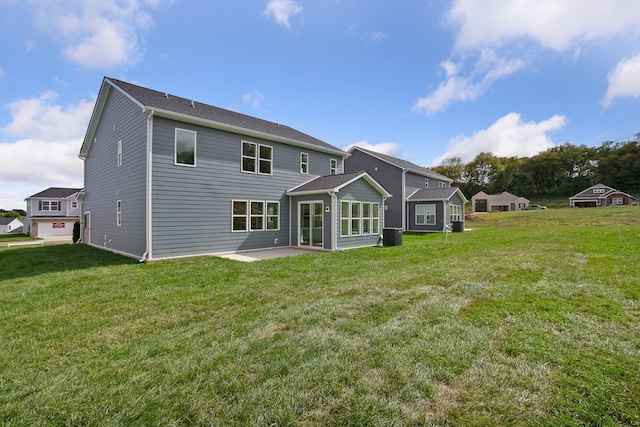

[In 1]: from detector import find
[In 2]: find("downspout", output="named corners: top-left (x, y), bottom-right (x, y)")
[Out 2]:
top-left (401, 169), bottom-right (407, 230)
top-left (139, 110), bottom-right (154, 263)
top-left (330, 190), bottom-right (337, 251)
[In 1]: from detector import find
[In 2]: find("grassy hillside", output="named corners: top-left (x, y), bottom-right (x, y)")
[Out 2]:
top-left (1, 207), bottom-right (639, 426)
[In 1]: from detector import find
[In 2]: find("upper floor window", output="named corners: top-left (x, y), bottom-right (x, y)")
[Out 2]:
top-left (330, 159), bottom-right (338, 175)
top-left (300, 153), bottom-right (308, 174)
top-left (593, 188), bottom-right (605, 194)
top-left (116, 200), bottom-right (122, 226)
top-left (71, 201), bottom-right (78, 209)
top-left (242, 141), bottom-right (272, 174)
top-left (439, 182), bottom-right (447, 188)
top-left (39, 201), bottom-right (60, 211)
top-left (425, 178), bottom-right (429, 188)
top-left (175, 128), bottom-right (196, 166)
top-left (117, 140), bottom-right (122, 166)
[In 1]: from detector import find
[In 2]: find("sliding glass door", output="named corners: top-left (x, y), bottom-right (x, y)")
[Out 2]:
top-left (299, 202), bottom-right (323, 247)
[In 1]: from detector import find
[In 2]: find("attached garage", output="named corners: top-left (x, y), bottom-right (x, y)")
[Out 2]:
top-left (31, 219), bottom-right (78, 238)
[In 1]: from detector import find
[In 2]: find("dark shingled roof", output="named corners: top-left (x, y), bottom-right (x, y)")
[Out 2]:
top-left (28, 187), bottom-right (82, 198)
top-left (408, 188), bottom-right (461, 201)
top-left (349, 146), bottom-right (452, 182)
top-left (107, 78), bottom-right (344, 154)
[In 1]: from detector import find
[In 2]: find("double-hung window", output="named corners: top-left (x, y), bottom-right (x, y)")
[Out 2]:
top-left (232, 200), bottom-right (248, 231)
top-left (439, 182), bottom-right (447, 188)
top-left (611, 197), bottom-right (624, 205)
top-left (340, 201), bottom-right (350, 237)
top-left (175, 128), bottom-right (196, 166)
top-left (351, 202), bottom-right (361, 235)
top-left (300, 153), bottom-right (308, 174)
top-left (266, 202), bottom-right (279, 230)
top-left (450, 205), bottom-right (462, 222)
top-left (416, 204), bottom-right (436, 225)
top-left (117, 140), bottom-right (122, 166)
top-left (242, 142), bottom-right (273, 174)
top-left (40, 200), bottom-right (60, 211)
top-left (251, 201), bottom-right (264, 230)
top-left (330, 159), bottom-right (337, 175)
top-left (372, 203), bottom-right (379, 234)
top-left (362, 203), bottom-right (371, 234)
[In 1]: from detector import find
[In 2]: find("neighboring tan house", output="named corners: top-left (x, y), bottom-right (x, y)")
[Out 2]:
top-left (344, 146), bottom-right (467, 232)
top-left (24, 187), bottom-right (82, 237)
top-left (569, 183), bottom-right (637, 208)
top-left (78, 77), bottom-right (391, 261)
top-left (0, 217), bottom-right (23, 235)
top-left (471, 191), bottom-right (529, 213)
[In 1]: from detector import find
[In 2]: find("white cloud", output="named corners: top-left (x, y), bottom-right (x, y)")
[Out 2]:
top-left (447, 0), bottom-right (640, 51)
top-left (0, 92), bottom-right (92, 194)
top-left (28, 0), bottom-right (167, 68)
top-left (434, 112), bottom-right (566, 164)
top-left (343, 140), bottom-right (400, 156)
top-left (414, 49), bottom-right (525, 114)
top-left (263, 0), bottom-right (303, 30)
top-left (602, 54), bottom-right (640, 108)
top-left (243, 91), bottom-right (265, 109)
top-left (370, 30), bottom-right (389, 44)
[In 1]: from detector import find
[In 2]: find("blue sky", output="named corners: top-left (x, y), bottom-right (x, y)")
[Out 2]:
top-left (1, 0), bottom-right (640, 210)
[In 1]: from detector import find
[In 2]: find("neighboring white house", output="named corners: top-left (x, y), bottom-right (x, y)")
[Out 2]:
top-left (0, 217), bottom-right (23, 234)
top-left (24, 187), bottom-right (83, 238)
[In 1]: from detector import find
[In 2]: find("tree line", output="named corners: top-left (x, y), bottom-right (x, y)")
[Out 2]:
top-left (432, 133), bottom-right (640, 198)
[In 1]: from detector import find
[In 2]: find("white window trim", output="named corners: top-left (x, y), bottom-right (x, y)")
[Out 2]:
top-left (250, 200), bottom-right (265, 231)
top-left (241, 141), bottom-right (273, 175)
top-left (425, 178), bottom-right (429, 188)
top-left (611, 197), bottom-right (624, 205)
top-left (300, 152), bottom-right (309, 174)
top-left (416, 204), bottom-right (436, 225)
top-left (232, 199), bottom-right (280, 232)
top-left (117, 140), bottom-right (122, 167)
top-left (116, 200), bottom-right (122, 226)
top-left (450, 205), bottom-right (462, 222)
top-left (330, 159), bottom-right (338, 175)
top-left (351, 202), bottom-right (361, 236)
top-left (266, 201), bottom-right (280, 231)
top-left (340, 201), bottom-right (350, 237)
top-left (232, 200), bottom-right (248, 232)
top-left (439, 182), bottom-right (447, 188)
top-left (174, 128), bottom-right (196, 167)
top-left (258, 144), bottom-right (273, 175)
top-left (372, 203), bottom-right (380, 234)
top-left (593, 188), bottom-right (605, 194)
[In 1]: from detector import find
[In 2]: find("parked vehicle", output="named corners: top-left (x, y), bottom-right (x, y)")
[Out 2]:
top-left (527, 204), bottom-right (547, 210)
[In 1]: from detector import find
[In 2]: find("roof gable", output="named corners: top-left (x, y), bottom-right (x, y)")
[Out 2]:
top-left (27, 187), bottom-right (83, 199)
top-left (408, 187), bottom-right (468, 203)
top-left (348, 146), bottom-right (453, 182)
top-left (81, 77), bottom-right (346, 159)
top-left (287, 171), bottom-right (391, 197)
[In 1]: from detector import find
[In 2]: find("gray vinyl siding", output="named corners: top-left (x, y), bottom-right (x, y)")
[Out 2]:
top-left (337, 179), bottom-right (384, 249)
top-left (82, 87), bottom-right (147, 258)
top-left (405, 172), bottom-right (449, 196)
top-left (150, 117), bottom-right (342, 258)
top-left (288, 194), bottom-right (332, 250)
top-left (344, 150), bottom-right (403, 228)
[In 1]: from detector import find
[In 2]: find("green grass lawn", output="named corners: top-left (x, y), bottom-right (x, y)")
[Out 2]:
top-left (1, 207), bottom-right (639, 426)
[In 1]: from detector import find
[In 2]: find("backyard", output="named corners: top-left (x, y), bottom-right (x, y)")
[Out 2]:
top-left (1, 207), bottom-right (639, 426)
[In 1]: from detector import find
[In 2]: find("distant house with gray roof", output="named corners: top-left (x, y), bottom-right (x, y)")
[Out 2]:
top-left (344, 146), bottom-right (467, 232)
top-left (24, 187), bottom-right (82, 238)
top-left (471, 191), bottom-right (529, 213)
top-left (78, 77), bottom-right (391, 260)
top-left (0, 217), bottom-right (23, 235)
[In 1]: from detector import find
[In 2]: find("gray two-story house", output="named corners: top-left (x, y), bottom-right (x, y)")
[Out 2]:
top-left (345, 146), bottom-right (467, 232)
top-left (24, 187), bottom-right (83, 238)
top-left (79, 78), bottom-right (390, 261)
